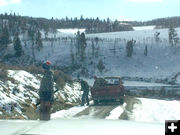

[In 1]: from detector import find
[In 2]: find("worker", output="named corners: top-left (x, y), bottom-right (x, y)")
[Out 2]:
top-left (39, 60), bottom-right (54, 120)
top-left (80, 79), bottom-right (89, 106)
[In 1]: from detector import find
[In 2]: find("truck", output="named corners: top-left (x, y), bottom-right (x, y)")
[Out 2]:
top-left (90, 77), bottom-right (125, 104)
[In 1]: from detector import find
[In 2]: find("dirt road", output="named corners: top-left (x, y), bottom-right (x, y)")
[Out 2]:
top-left (74, 96), bottom-right (140, 119)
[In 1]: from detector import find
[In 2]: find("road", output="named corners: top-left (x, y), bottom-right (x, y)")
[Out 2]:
top-left (52, 95), bottom-right (180, 124)
top-left (72, 96), bottom-right (140, 120)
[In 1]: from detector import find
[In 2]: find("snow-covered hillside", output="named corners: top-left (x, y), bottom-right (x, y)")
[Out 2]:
top-left (0, 69), bottom-right (81, 119)
top-left (4, 27), bottom-right (180, 81)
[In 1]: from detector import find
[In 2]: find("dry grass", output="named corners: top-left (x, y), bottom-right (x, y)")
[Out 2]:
top-left (0, 67), bottom-right (8, 81)
top-left (53, 70), bottom-right (73, 89)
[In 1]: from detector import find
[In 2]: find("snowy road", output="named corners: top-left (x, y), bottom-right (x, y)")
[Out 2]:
top-left (74, 105), bottom-right (119, 119)
top-left (52, 96), bottom-right (180, 124)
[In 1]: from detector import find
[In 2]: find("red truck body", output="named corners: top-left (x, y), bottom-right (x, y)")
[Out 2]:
top-left (91, 77), bottom-right (125, 104)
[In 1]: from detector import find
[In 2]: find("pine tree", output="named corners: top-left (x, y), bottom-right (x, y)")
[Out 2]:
top-left (70, 39), bottom-right (75, 65)
top-left (28, 26), bottom-right (36, 61)
top-left (76, 31), bottom-right (87, 61)
top-left (91, 40), bottom-right (95, 57)
top-left (113, 39), bottom-right (117, 55)
top-left (0, 26), bottom-right (11, 49)
top-left (97, 60), bottom-right (105, 73)
top-left (79, 32), bottom-right (87, 61)
top-left (154, 32), bottom-right (160, 43)
top-left (75, 31), bottom-right (81, 58)
top-left (126, 40), bottom-right (134, 57)
top-left (144, 45), bottom-right (148, 56)
top-left (168, 27), bottom-right (179, 46)
top-left (36, 30), bottom-right (43, 51)
top-left (13, 33), bottom-right (22, 57)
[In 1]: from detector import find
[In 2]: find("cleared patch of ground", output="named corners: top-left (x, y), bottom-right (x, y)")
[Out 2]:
top-left (75, 105), bottom-right (118, 119)
top-left (119, 96), bottom-right (141, 120)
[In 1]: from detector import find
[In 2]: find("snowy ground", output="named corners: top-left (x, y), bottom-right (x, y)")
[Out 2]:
top-left (57, 28), bottom-right (85, 34)
top-left (51, 106), bottom-right (88, 119)
top-left (0, 70), bottom-right (40, 118)
top-left (133, 25), bottom-right (156, 31)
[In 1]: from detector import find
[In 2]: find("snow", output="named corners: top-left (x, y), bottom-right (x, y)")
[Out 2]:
top-left (0, 70), bottom-right (42, 116)
top-left (57, 28), bottom-right (86, 34)
top-left (51, 106), bottom-right (88, 119)
top-left (133, 25), bottom-right (156, 31)
top-left (8, 70), bottom-right (40, 90)
top-left (105, 104), bottom-right (126, 120)
top-left (131, 98), bottom-right (180, 123)
top-left (0, 90), bottom-right (14, 104)
top-left (87, 27), bottom-right (180, 40)
top-left (55, 82), bottom-right (81, 103)
top-left (123, 81), bottom-right (171, 87)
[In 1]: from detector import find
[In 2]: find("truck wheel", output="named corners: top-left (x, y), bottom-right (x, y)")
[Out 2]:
top-left (94, 100), bottom-right (99, 105)
top-left (120, 98), bottom-right (124, 104)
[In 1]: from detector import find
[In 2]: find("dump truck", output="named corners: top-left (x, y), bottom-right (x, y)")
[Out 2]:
top-left (91, 77), bottom-right (125, 104)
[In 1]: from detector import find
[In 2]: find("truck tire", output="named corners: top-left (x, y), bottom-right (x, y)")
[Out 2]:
top-left (120, 98), bottom-right (124, 104)
top-left (94, 100), bottom-right (99, 105)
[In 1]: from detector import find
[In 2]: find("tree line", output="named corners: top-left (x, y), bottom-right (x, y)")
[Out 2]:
top-left (0, 13), bottom-right (133, 35)
top-left (127, 16), bottom-right (180, 28)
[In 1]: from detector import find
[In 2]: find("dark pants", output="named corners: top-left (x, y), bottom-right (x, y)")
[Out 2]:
top-left (81, 90), bottom-right (89, 106)
top-left (40, 101), bottom-right (51, 120)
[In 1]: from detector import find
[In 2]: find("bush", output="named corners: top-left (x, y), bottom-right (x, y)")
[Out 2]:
top-left (2, 54), bottom-right (15, 61)
top-left (126, 40), bottom-right (135, 57)
top-left (25, 65), bottom-right (44, 75)
top-left (53, 70), bottom-right (72, 89)
top-left (0, 68), bottom-right (8, 81)
top-left (97, 60), bottom-right (105, 73)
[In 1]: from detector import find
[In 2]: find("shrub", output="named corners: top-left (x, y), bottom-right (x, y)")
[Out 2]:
top-left (97, 60), bottom-right (105, 73)
top-left (126, 40), bottom-right (135, 57)
top-left (53, 70), bottom-right (72, 89)
top-left (0, 68), bottom-right (8, 81)
top-left (25, 65), bottom-right (44, 75)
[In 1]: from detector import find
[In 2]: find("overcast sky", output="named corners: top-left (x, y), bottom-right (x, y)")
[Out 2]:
top-left (0, 0), bottom-right (180, 21)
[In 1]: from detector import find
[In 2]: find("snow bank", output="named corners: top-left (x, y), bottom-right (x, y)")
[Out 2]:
top-left (51, 106), bottom-right (88, 119)
top-left (131, 98), bottom-right (180, 123)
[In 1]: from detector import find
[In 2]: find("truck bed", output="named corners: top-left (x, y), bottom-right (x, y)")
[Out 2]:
top-left (91, 85), bottom-right (124, 102)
